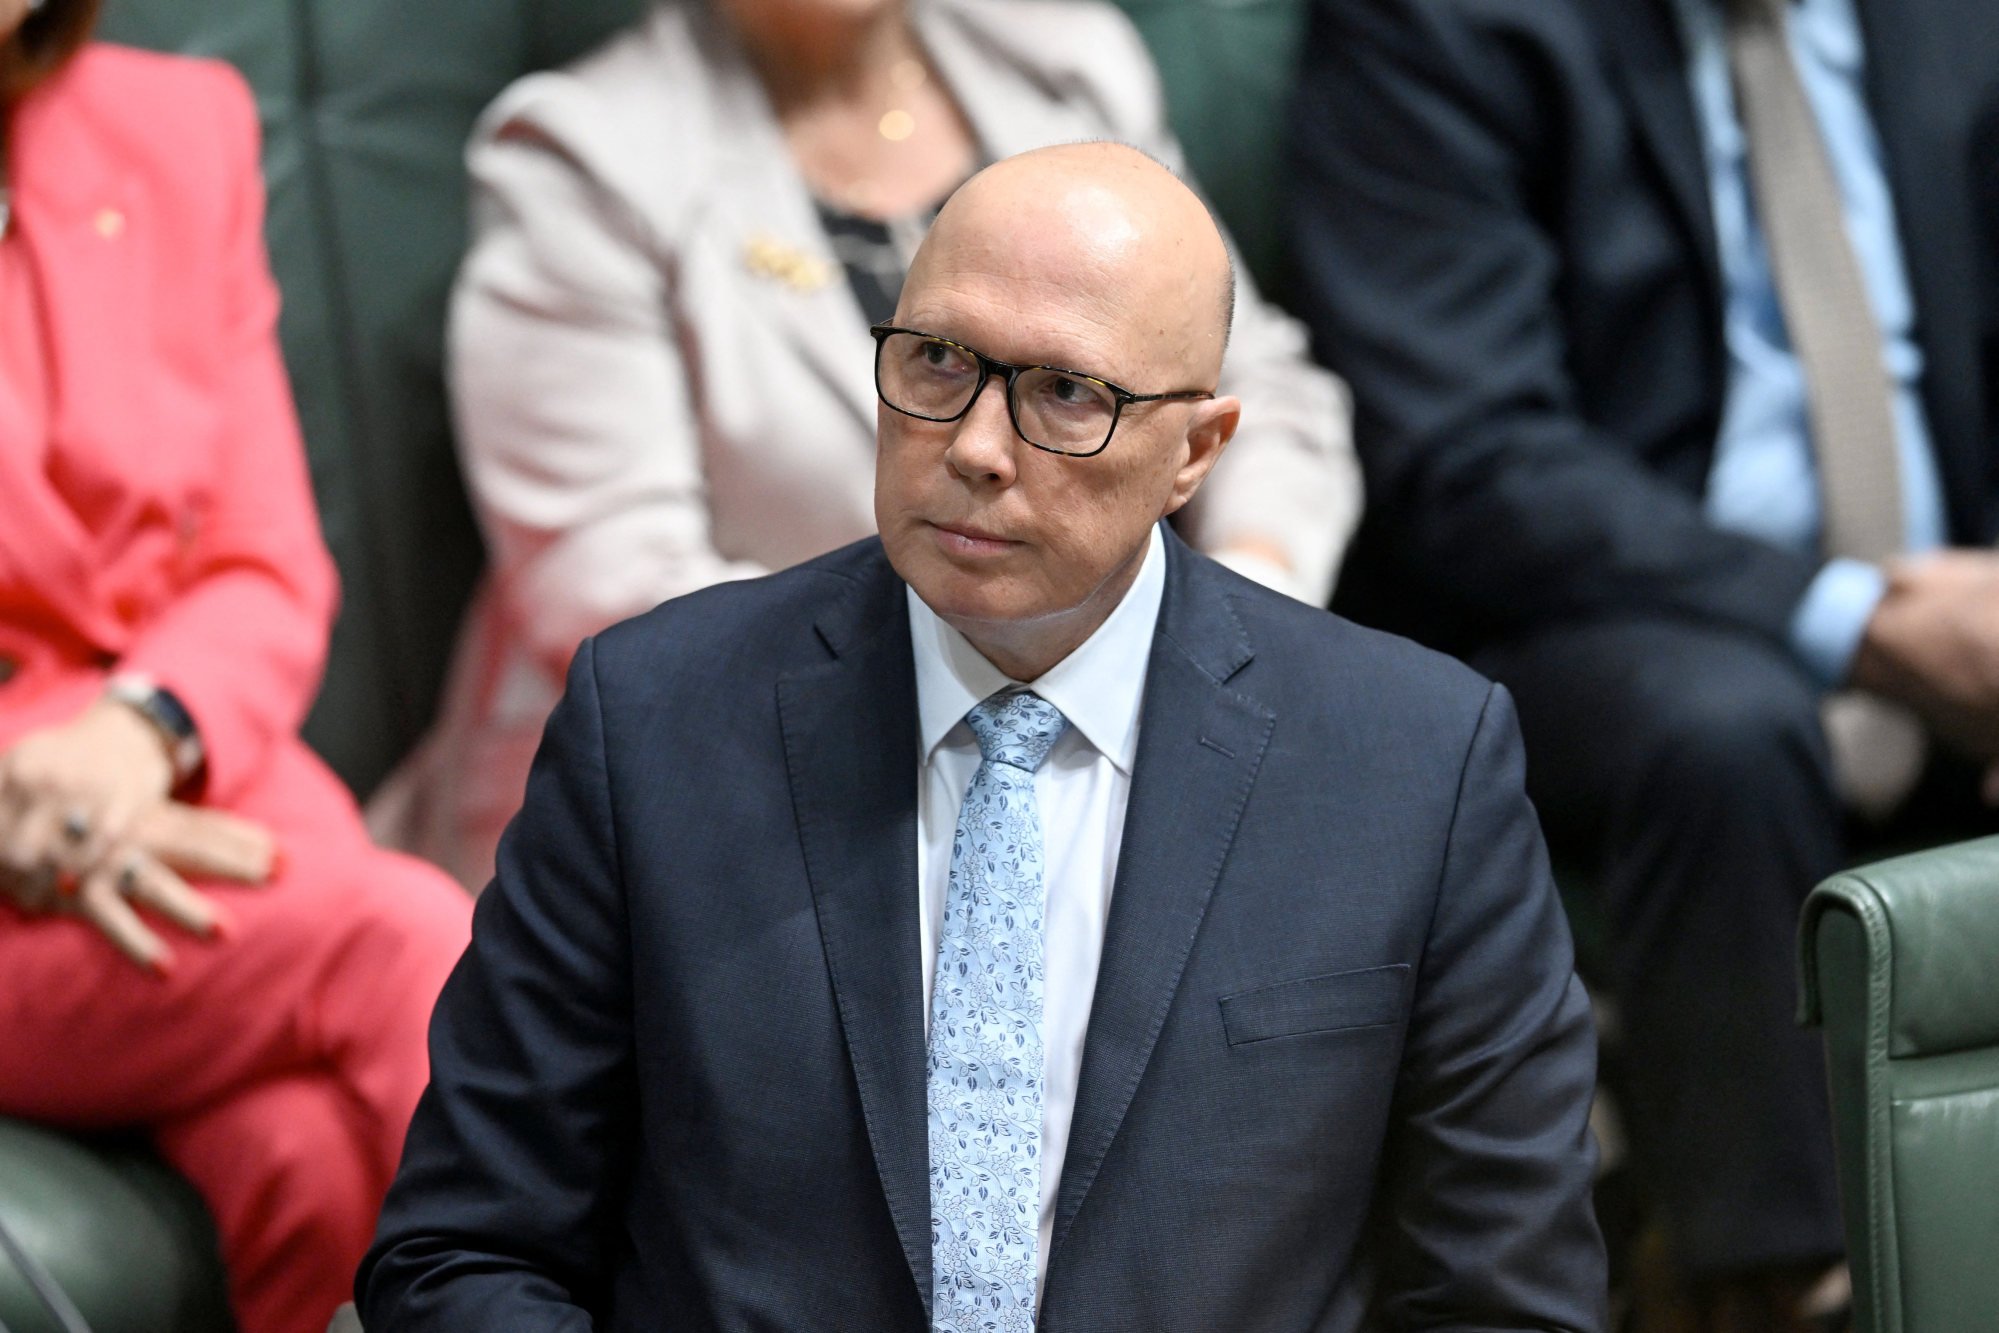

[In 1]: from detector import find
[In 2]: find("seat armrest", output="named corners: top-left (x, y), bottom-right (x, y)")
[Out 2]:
top-left (1800, 834), bottom-right (1999, 1057)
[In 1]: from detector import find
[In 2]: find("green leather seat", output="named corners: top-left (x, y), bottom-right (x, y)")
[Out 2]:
top-left (1112, 0), bottom-right (1308, 292)
top-left (1799, 834), bottom-right (1999, 1333)
top-left (0, 1119), bottom-right (231, 1333)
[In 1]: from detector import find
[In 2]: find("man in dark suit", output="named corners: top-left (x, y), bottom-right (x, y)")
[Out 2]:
top-left (359, 142), bottom-right (1604, 1331)
top-left (1285, 0), bottom-right (1998, 1323)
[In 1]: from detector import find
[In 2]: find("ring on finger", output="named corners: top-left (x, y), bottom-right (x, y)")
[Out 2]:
top-left (61, 808), bottom-right (92, 844)
top-left (117, 857), bottom-right (143, 897)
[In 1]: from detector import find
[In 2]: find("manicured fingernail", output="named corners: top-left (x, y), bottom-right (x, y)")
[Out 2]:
top-left (149, 954), bottom-right (176, 980)
top-left (267, 843), bottom-right (286, 881)
top-left (210, 911), bottom-right (237, 941)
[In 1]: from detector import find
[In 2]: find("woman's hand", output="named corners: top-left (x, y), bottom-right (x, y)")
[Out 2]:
top-left (1, 699), bottom-right (174, 875)
top-left (0, 703), bottom-right (276, 970)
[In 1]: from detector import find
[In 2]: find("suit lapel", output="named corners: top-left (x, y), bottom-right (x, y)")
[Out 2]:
top-left (776, 558), bottom-right (933, 1312)
top-left (1049, 536), bottom-right (1276, 1259)
top-left (1604, 0), bottom-right (1723, 315)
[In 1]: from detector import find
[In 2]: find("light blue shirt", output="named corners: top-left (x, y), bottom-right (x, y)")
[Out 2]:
top-left (1670, 0), bottom-right (1947, 685)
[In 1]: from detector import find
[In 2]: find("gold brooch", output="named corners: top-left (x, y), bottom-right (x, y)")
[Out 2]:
top-left (742, 234), bottom-right (834, 293)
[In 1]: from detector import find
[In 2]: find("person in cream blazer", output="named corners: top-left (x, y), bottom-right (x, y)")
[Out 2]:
top-left (375, 0), bottom-right (1360, 891)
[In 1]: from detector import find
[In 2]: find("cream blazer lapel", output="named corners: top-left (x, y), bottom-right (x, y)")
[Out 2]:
top-left (917, 0), bottom-right (1112, 160)
top-left (659, 4), bottom-right (878, 433)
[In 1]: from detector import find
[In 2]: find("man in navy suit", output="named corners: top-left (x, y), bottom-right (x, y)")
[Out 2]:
top-left (359, 142), bottom-right (1605, 1332)
top-left (1285, 0), bottom-right (1997, 1322)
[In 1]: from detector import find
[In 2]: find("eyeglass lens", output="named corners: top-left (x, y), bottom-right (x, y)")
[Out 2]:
top-left (876, 332), bottom-right (1117, 455)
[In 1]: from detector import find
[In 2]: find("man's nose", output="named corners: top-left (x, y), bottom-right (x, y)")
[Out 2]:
top-left (944, 377), bottom-right (1021, 485)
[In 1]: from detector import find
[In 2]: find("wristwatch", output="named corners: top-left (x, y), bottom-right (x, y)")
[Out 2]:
top-left (105, 674), bottom-right (206, 790)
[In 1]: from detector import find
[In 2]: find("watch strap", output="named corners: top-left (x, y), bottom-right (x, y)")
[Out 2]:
top-left (105, 674), bottom-right (206, 789)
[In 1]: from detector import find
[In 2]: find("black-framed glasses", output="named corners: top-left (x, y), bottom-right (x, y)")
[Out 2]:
top-left (869, 324), bottom-right (1215, 458)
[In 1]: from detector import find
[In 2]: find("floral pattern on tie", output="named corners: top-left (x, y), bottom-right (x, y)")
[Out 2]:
top-left (928, 689), bottom-right (1067, 1332)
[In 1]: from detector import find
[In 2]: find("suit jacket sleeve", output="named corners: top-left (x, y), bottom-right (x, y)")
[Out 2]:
top-left (359, 636), bottom-right (631, 1329)
top-left (1286, 0), bottom-right (1818, 645)
top-left (1374, 683), bottom-right (1606, 1330)
top-left (116, 63), bottom-right (338, 804)
top-left (1083, 4), bottom-right (1362, 605)
top-left (451, 77), bottom-right (768, 678)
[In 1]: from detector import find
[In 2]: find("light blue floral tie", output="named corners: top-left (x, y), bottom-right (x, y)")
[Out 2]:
top-left (928, 689), bottom-right (1067, 1332)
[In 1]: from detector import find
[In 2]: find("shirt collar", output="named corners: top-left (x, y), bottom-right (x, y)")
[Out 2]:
top-left (908, 524), bottom-right (1166, 776)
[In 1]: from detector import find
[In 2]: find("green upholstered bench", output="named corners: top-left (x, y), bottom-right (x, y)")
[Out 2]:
top-left (1800, 834), bottom-right (1999, 1333)
top-left (1113, 0), bottom-right (1308, 292)
top-left (0, 1118), bottom-right (231, 1332)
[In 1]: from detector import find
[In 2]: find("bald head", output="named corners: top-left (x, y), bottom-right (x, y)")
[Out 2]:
top-left (901, 142), bottom-right (1236, 384)
top-left (876, 143), bottom-right (1244, 683)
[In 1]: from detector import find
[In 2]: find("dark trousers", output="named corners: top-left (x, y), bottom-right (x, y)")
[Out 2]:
top-left (1475, 618), bottom-right (1849, 1279)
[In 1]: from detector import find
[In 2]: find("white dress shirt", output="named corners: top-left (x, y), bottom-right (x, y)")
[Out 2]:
top-left (907, 523), bottom-right (1166, 1294)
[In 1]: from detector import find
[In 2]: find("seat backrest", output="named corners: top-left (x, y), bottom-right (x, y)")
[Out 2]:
top-left (96, 0), bottom-right (643, 795)
top-left (1110, 0), bottom-right (1308, 291)
top-left (1798, 834), bottom-right (1999, 1333)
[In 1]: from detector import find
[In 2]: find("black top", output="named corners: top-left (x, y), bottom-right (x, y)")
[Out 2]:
top-left (815, 196), bottom-right (949, 326)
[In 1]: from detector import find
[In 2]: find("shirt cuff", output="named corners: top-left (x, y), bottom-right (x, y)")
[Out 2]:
top-left (1790, 558), bottom-right (1887, 688)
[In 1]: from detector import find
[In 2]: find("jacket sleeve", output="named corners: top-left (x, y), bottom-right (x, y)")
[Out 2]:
top-left (359, 637), bottom-right (630, 1329)
top-left (1286, 0), bottom-right (1818, 643)
top-left (450, 78), bottom-right (767, 679)
top-left (1092, 5), bottom-right (1362, 605)
top-left (117, 64), bottom-right (338, 805)
top-left (1371, 683), bottom-right (1607, 1330)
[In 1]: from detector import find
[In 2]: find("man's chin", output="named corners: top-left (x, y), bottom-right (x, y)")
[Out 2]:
top-left (910, 579), bottom-right (1027, 629)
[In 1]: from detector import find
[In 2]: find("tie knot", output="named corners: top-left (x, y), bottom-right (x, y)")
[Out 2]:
top-left (965, 690), bottom-right (1067, 773)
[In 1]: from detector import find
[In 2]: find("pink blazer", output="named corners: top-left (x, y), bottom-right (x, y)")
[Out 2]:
top-left (0, 45), bottom-right (339, 813)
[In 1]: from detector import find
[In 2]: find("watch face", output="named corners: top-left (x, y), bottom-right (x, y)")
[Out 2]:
top-left (107, 676), bottom-right (204, 783)
top-left (147, 685), bottom-right (199, 742)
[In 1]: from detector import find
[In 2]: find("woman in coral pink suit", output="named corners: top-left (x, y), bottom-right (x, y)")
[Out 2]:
top-left (0, 3), bottom-right (471, 1330)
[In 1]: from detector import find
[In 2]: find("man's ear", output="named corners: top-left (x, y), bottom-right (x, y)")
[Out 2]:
top-left (1161, 394), bottom-right (1241, 516)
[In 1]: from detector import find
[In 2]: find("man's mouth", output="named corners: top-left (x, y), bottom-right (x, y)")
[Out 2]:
top-left (928, 521), bottom-right (1019, 556)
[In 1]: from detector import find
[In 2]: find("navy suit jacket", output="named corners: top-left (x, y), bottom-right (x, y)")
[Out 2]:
top-left (1288, 0), bottom-right (1999, 656)
top-left (359, 532), bottom-right (1605, 1331)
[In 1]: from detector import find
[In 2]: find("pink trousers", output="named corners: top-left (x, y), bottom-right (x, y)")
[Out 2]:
top-left (0, 796), bottom-right (471, 1333)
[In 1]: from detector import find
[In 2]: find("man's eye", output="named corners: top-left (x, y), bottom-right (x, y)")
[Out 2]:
top-left (1035, 374), bottom-right (1108, 414)
top-left (919, 341), bottom-right (967, 372)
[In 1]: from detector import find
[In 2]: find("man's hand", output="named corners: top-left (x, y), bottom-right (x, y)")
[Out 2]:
top-left (0, 704), bottom-right (276, 971)
top-left (1851, 550), bottom-right (1999, 764)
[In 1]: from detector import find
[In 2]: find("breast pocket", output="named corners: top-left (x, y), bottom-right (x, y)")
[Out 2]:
top-left (1219, 964), bottom-right (1411, 1047)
